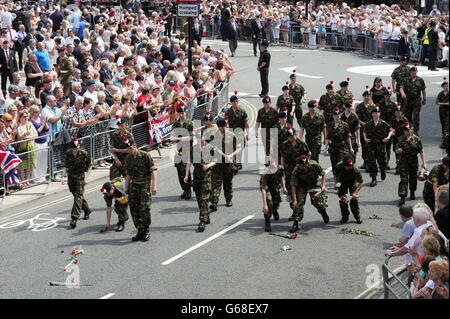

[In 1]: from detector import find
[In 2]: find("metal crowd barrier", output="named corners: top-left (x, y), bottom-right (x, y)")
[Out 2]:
top-left (382, 256), bottom-right (412, 299)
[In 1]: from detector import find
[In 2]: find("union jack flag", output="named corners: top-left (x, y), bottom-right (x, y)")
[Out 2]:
top-left (0, 147), bottom-right (22, 185)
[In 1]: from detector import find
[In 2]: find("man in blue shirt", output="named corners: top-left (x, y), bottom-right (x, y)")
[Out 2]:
top-left (35, 41), bottom-right (51, 72)
top-left (77, 18), bottom-right (87, 41)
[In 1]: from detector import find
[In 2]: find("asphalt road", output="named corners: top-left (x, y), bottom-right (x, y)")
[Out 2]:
top-left (0, 40), bottom-right (446, 299)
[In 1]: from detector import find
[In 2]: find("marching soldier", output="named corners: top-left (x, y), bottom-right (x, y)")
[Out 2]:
top-left (255, 96), bottom-right (278, 157)
top-left (319, 81), bottom-right (342, 125)
top-left (109, 116), bottom-right (134, 180)
top-left (288, 72), bottom-right (307, 128)
top-left (260, 159), bottom-right (287, 232)
top-left (276, 85), bottom-right (296, 125)
top-left (124, 140), bottom-right (158, 242)
top-left (436, 79), bottom-right (449, 136)
top-left (335, 154), bottom-right (364, 224)
top-left (225, 94), bottom-right (250, 172)
top-left (379, 88), bottom-right (397, 169)
top-left (356, 88), bottom-right (375, 170)
top-left (272, 108), bottom-right (290, 164)
top-left (399, 65), bottom-right (426, 135)
top-left (100, 177), bottom-right (129, 232)
top-left (390, 104), bottom-right (409, 174)
top-left (171, 105), bottom-right (193, 199)
top-left (210, 117), bottom-right (242, 211)
top-left (363, 106), bottom-right (394, 187)
top-left (391, 56), bottom-right (410, 106)
top-left (280, 126), bottom-right (311, 221)
top-left (341, 100), bottom-right (361, 162)
top-left (337, 79), bottom-right (355, 109)
top-left (324, 107), bottom-right (354, 189)
top-left (290, 155), bottom-right (329, 233)
top-left (185, 134), bottom-right (216, 232)
top-left (422, 156), bottom-right (449, 214)
top-left (299, 100), bottom-right (327, 163)
top-left (202, 111), bottom-right (218, 143)
top-left (61, 137), bottom-right (92, 229)
top-left (56, 46), bottom-right (73, 97)
top-left (395, 122), bottom-right (427, 206)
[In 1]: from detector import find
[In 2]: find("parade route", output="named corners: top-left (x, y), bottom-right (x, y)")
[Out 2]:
top-left (0, 39), bottom-right (445, 299)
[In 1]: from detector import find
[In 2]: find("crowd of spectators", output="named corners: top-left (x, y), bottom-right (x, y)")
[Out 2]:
top-left (0, 0), bottom-right (235, 189)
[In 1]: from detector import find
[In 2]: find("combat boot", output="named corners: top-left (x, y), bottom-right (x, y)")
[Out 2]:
top-left (83, 208), bottom-right (91, 220)
top-left (288, 214), bottom-right (295, 221)
top-left (370, 177), bottom-right (377, 187)
top-left (340, 215), bottom-right (349, 224)
top-left (115, 221), bottom-right (125, 232)
top-left (185, 190), bottom-right (192, 200)
top-left (289, 220), bottom-right (299, 233)
top-left (132, 229), bottom-right (144, 241)
top-left (264, 217), bottom-right (271, 232)
top-left (272, 211), bottom-right (280, 221)
top-left (320, 211), bottom-right (329, 224)
top-left (398, 197), bottom-right (406, 207)
top-left (410, 191), bottom-right (415, 200)
top-left (355, 215), bottom-right (362, 224)
top-left (225, 200), bottom-right (233, 207)
top-left (180, 191), bottom-right (186, 199)
top-left (381, 170), bottom-right (386, 181)
top-left (197, 221), bottom-right (205, 232)
top-left (70, 219), bottom-right (77, 229)
top-left (141, 228), bottom-right (150, 241)
top-left (210, 203), bottom-right (217, 212)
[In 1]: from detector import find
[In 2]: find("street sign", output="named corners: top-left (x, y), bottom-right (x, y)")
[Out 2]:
top-left (177, 0), bottom-right (200, 3)
top-left (177, 4), bottom-right (199, 17)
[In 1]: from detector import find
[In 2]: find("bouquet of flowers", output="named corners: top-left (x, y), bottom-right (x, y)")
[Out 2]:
top-left (391, 129), bottom-right (396, 137)
top-left (339, 195), bottom-right (351, 205)
top-left (368, 214), bottom-right (382, 220)
top-left (339, 228), bottom-right (374, 237)
top-left (312, 191), bottom-right (328, 209)
top-left (280, 245), bottom-right (292, 251)
top-left (269, 232), bottom-right (298, 239)
top-left (118, 196), bottom-right (128, 205)
top-left (417, 165), bottom-right (430, 181)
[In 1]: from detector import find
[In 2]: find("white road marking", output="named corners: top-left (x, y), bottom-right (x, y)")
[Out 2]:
top-left (99, 293), bottom-right (116, 299)
top-left (161, 215), bottom-right (255, 266)
top-left (279, 66), bottom-right (323, 79)
top-left (325, 166), bottom-right (333, 174)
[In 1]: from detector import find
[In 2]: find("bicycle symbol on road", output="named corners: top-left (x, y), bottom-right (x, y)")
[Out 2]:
top-left (0, 213), bottom-right (67, 232)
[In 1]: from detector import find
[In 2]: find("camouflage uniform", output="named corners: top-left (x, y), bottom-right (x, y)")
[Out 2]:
top-left (319, 92), bottom-right (342, 125)
top-left (300, 112), bottom-right (326, 162)
top-left (289, 82), bottom-right (306, 127)
top-left (103, 177), bottom-right (129, 223)
top-left (276, 94), bottom-right (296, 125)
top-left (390, 115), bottom-right (409, 171)
top-left (396, 134), bottom-right (423, 198)
top-left (391, 65), bottom-right (411, 106)
top-left (110, 129), bottom-right (134, 180)
top-left (423, 163), bottom-right (449, 213)
top-left (335, 161), bottom-right (363, 220)
top-left (280, 138), bottom-right (310, 199)
top-left (365, 119), bottom-right (392, 178)
top-left (260, 166), bottom-right (284, 219)
top-left (327, 121), bottom-right (351, 175)
top-left (290, 161), bottom-right (326, 222)
top-left (341, 111), bottom-right (360, 159)
top-left (337, 89), bottom-right (354, 107)
top-left (64, 149), bottom-right (92, 220)
top-left (225, 106), bottom-right (248, 168)
top-left (379, 100), bottom-right (397, 165)
top-left (202, 124), bottom-right (219, 143)
top-left (210, 130), bottom-right (240, 205)
top-left (192, 143), bottom-right (216, 222)
top-left (125, 150), bottom-right (157, 230)
top-left (356, 102), bottom-right (375, 165)
top-left (256, 107), bottom-right (278, 156)
top-left (436, 90), bottom-right (449, 135)
top-left (440, 133), bottom-right (449, 156)
top-left (272, 122), bottom-right (290, 164)
top-left (58, 54), bottom-right (74, 97)
top-left (172, 118), bottom-right (194, 193)
top-left (401, 76), bottom-right (426, 132)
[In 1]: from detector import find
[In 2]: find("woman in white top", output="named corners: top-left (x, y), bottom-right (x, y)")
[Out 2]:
top-left (43, 32), bottom-right (56, 66)
top-left (309, 16), bottom-right (318, 49)
top-left (183, 76), bottom-right (200, 111)
top-left (272, 12), bottom-right (281, 45)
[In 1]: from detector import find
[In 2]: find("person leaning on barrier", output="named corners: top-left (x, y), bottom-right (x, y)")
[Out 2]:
top-left (61, 137), bottom-right (92, 229)
top-left (124, 140), bottom-right (157, 242)
top-left (100, 177), bottom-right (130, 233)
top-left (109, 116), bottom-right (134, 180)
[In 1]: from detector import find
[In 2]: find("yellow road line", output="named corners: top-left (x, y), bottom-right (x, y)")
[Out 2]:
top-left (353, 264), bottom-right (406, 299)
top-left (0, 161), bottom-right (174, 224)
top-left (240, 98), bottom-right (258, 128)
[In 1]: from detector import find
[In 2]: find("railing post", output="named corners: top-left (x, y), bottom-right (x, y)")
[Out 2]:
top-left (49, 135), bottom-right (54, 181)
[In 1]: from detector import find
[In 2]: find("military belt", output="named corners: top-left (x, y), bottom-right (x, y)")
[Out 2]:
top-left (425, 179), bottom-right (433, 185)
top-left (132, 180), bottom-right (150, 184)
top-left (324, 112), bottom-right (333, 115)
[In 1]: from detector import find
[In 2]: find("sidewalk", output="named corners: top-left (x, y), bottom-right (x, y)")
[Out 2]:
top-left (0, 147), bottom-right (173, 212)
